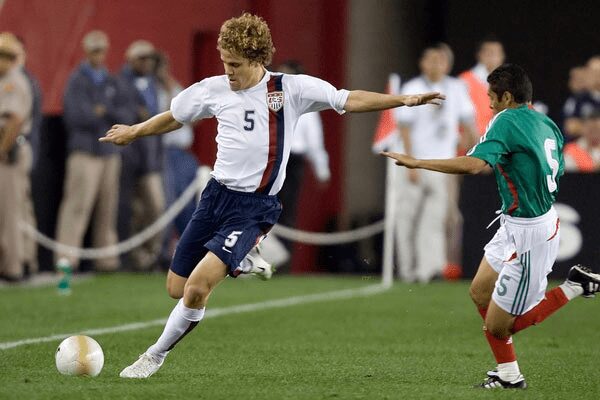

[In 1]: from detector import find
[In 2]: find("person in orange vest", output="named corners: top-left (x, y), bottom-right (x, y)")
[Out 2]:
top-left (459, 37), bottom-right (505, 136)
top-left (563, 111), bottom-right (600, 172)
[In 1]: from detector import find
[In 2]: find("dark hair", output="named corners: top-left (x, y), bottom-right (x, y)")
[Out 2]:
top-left (476, 34), bottom-right (502, 54)
top-left (422, 42), bottom-right (453, 58)
top-left (487, 63), bottom-right (533, 104)
top-left (278, 60), bottom-right (305, 75)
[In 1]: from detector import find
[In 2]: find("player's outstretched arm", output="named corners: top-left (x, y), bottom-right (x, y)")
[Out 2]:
top-left (343, 90), bottom-right (445, 113)
top-left (381, 152), bottom-right (488, 175)
top-left (99, 111), bottom-right (183, 145)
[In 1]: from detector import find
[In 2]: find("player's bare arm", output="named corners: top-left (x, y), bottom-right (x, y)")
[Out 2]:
top-left (380, 152), bottom-right (488, 175)
top-left (343, 90), bottom-right (445, 112)
top-left (99, 111), bottom-right (183, 145)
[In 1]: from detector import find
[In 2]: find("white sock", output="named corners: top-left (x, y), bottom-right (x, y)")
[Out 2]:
top-left (560, 281), bottom-right (584, 300)
top-left (497, 360), bottom-right (521, 382)
top-left (147, 299), bottom-right (205, 361)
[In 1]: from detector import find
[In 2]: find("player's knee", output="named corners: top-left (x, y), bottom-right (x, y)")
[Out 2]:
top-left (183, 282), bottom-right (210, 305)
top-left (469, 284), bottom-right (490, 308)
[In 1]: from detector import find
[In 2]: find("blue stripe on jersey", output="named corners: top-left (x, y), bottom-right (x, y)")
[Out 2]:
top-left (262, 75), bottom-right (285, 194)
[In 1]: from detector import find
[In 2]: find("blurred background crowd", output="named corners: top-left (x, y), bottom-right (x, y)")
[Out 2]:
top-left (0, 0), bottom-right (598, 284)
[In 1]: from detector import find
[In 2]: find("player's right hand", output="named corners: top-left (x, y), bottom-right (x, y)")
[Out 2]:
top-left (99, 124), bottom-right (137, 145)
top-left (380, 151), bottom-right (420, 169)
top-left (404, 92), bottom-right (445, 107)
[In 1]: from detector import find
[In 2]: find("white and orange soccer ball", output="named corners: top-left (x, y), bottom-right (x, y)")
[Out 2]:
top-left (55, 335), bottom-right (104, 377)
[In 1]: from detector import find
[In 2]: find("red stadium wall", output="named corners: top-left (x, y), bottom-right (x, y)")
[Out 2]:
top-left (0, 0), bottom-right (347, 273)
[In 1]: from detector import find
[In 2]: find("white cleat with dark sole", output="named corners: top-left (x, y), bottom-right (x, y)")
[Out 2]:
top-left (242, 246), bottom-right (274, 281)
top-left (475, 374), bottom-right (527, 389)
top-left (566, 264), bottom-right (600, 298)
top-left (119, 353), bottom-right (163, 378)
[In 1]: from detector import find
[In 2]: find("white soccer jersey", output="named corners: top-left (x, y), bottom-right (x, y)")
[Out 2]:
top-left (291, 112), bottom-right (330, 182)
top-left (171, 71), bottom-right (348, 195)
top-left (395, 75), bottom-right (474, 159)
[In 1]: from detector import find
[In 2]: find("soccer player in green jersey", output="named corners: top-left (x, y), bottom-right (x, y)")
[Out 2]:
top-left (382, 64), bottom-right (600, 389)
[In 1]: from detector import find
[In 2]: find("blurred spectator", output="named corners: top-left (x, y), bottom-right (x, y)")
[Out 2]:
top-left (14, 36), bottom-right (42, 168)
top-left (562, 56), bottom-right (600, 140)
top-left (459, 36), bottom-right (505, 136)
top-left (276, 60), bottom-right (331, 231)
top-left (0, 32), bottom-right (33, 281)
top-left (532, 101), bottom-right (549, 115)
top-left (563, 111), bottom-right (600, 172)
top-left (153, 51), bottom-right (198, 259)
top-left (118, 40), bottom-right (165, 270)
top-left (55, 30), bottom-right (131, 272)
top-left (567, 66), bottom-right (589, 95)
top-left (394, 43), bottom-right (476, 283)
top-left (14, 36), bottom-right (41, 275)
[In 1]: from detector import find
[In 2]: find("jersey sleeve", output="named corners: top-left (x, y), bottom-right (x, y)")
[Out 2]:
top-left (170, 79), bottom-right (214, 124)
top-left (288, 74), bottom-right (349, 115)
top-left (466, 113), bottom-right (512, 167)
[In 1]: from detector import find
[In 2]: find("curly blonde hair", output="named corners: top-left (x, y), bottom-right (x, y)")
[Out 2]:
top-left (217, 13), bottom-right (275, 66)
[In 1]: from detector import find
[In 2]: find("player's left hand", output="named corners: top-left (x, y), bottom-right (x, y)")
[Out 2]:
top-left (380, 151), bottom-right (420, 169)
top-left (404, 92), bottom-right (445, 107)
top-left (99, 124), bottom-right (138, 145)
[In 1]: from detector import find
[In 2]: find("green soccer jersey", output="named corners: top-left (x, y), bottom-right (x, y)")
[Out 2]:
top-left (467, 105), bottom-right (564, 218)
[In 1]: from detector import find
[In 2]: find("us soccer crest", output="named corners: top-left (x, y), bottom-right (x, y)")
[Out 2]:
top-left (267, 91), bottom-right (284, 112)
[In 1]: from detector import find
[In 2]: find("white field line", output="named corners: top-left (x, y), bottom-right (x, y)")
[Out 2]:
top-left (0, 284), bottom-right (387, 351)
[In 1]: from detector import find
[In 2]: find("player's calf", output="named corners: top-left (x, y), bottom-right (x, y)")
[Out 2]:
top-left (166, 270), bottom-right (186, 299)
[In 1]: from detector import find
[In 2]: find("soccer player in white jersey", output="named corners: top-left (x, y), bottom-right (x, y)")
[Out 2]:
top-left (383, 64), bottom-right (600, 389)
top-left (100, 13), bottom-right (444, 379)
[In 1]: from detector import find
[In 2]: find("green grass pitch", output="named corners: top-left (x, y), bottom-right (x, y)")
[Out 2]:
top-left (1, 274), bottom-right (599, 399)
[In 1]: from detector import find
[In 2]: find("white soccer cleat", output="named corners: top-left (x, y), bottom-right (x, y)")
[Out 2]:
top-left (119, 353), bottom-right (163, 379)
top-left (242, 246), bottom-right (274, 280)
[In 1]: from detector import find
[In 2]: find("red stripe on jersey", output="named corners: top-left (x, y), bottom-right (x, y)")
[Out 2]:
top-left (497, 164), bottom-right (519, 214)
top-left (257, 78), bottom-right (278, 192)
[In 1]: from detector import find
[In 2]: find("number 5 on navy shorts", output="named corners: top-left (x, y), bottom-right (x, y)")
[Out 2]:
top-left (170, 179), bottom-right (282, 278)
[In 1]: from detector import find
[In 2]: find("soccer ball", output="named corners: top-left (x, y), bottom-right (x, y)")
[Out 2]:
top-left (55, 335), bottom-right (104, 377)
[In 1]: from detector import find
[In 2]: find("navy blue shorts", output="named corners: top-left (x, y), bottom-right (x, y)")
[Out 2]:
top-left (170, 179), bottom-right (282, 278)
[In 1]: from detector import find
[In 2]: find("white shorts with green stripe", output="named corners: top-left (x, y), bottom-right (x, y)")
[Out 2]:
top-left (484, 207), bottom-right (560, 316)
